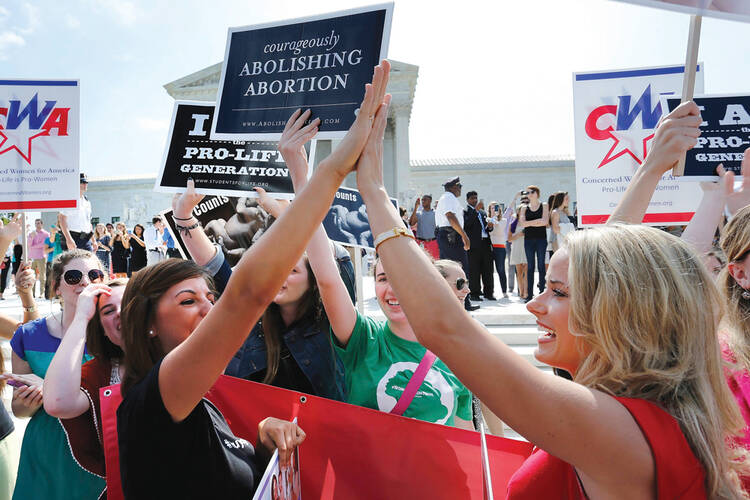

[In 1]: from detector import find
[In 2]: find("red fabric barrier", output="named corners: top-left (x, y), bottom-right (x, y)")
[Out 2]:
top-left (101, 375), bottom-right (532, 499)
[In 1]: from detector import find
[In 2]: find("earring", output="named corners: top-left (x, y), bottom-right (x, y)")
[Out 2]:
top-left (743, 290), bottom-right (750, 300)
top-left (148, 330), bottom-right (155, 337)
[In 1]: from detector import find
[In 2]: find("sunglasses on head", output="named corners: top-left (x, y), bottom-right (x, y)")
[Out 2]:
top-left (63, 269), bottom-right (105, 286)
top-left (455, 278), bottom-right (467, 290)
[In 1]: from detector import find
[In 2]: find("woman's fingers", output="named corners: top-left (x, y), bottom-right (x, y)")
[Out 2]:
top-left (282, 108), bottom-right (303, 134)
top-left (291, 109), bottom-right (312, 134)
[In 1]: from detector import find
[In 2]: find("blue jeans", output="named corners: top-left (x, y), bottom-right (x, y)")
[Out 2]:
top-left (524, 238), bottom-right (547, 299)
top-left (492, 247), bottom-right (507, 293)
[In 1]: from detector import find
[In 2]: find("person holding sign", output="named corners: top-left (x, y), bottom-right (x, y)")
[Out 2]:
top-left (115, 60), bottom-right (392, 499)
top-left (353, 99), bottom-right (748, 498)
top-left (287, 85), bottom-right (473, 430)
top-left (169, 114), bottom-right (353, 401)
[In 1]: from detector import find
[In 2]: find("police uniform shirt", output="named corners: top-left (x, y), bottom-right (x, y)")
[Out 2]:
top-left (435, 192), bottom-right (463, 229)
top-left (60, 195), bottom-right (92, 233)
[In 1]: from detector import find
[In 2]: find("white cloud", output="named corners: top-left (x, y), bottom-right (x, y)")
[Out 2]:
top-left (136, 118), bottom-right (168, 132)
top-left (65, 14), bottom-right (81, 29)
top-left (0, 31), bottom-right (25, 60)
top-left (92, 0), bottom-right (140, 26)
top-left (18, 3), bottom-right (40, 35)
top-left (0, 6), bottom-right (9, 21)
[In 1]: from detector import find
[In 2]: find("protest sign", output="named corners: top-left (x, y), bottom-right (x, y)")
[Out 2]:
top-left (664, 94), bottom-right (750, 180)
top-left (160, 194), bottom-right (275, 267)
top-left (612, 0), bottom-right (750, 23)
top-left (101, 376), bottom-right (533, 500)
top-left (156, 101), bottom-right (313, 199)
top-left (211, 3), bottom-right (394, 141)
top-left (253, 423), bottom-right (301, 500)
top-left (573, 64), bottom-right (705, 225)
top-left (0, 79), bottom-right (79, 210)
top-left (324, 186), bottom-right (397, 250)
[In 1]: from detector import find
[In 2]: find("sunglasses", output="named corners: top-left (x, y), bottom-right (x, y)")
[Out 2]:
top-left (63, 269), bottom-right (105, 286)
top-left (455, 278), bottom-right (467, 290)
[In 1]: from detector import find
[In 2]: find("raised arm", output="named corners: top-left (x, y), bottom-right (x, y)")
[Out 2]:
top-left (356, 99), bottom-right (656, 493)
top-left (159, 60), bottom-right (392, 422)
top-left (608, 101), bottom-right (702, 225)
top-left (276, 110), bottom-right (358, 346)
top-left (408, 198), bottom-right (420, 227)
top-left (171, 182), bottom-right (217, 266)
top-left (682, 152), bottom-right (750, 255)
top-left (44, 284), bottom-right (111, 418)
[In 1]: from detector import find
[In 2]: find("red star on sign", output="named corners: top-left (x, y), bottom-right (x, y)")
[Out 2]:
top-left (0, 126), bottom-right (50, 164)
top-left (597, 128), bottom-right (655, 169)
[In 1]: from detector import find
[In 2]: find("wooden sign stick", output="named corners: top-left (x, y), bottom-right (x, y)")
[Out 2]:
top-left (673, 14), bottom-right (702, 176)
top-left (20, 212), bottom-right (27, 263)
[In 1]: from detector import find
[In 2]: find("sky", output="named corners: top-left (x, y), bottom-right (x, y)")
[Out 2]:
top-left (1, 0), bottom-right (749, 179)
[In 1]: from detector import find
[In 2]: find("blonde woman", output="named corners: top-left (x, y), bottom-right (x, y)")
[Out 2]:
top-left (354, 100), bottom-right (748, 498)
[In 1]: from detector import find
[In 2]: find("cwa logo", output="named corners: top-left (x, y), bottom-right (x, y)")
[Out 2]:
top-left (0, 93), bottom-right (70, 164)
top-left (584, 85), bottom-right (673, 169)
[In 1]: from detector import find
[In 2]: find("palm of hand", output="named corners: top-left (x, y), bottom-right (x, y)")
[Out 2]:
top-left (0, 220), bottom-right (21, 241)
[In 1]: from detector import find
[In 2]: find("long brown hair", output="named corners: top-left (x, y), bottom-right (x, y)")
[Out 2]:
top-left (86, 278), bottom-right (128, 361)
top-left (120, 259), bottom-right (213, 395)
top-left (260, 256), bottom-right (322, 384)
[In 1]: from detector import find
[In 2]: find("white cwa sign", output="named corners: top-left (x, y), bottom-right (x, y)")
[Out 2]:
top-left (573, 64), bottom-right (705, 226)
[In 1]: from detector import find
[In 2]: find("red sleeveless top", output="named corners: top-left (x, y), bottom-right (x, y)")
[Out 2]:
top-left (506, 397), bottom-right (706, 499)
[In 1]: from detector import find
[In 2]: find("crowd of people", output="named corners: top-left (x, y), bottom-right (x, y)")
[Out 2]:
top-left (0, 207), bottom-right (180, 301)
top-left (0, 62), bottom-right (750, 499)
top-left (405, 178), bottom-right (577, 310)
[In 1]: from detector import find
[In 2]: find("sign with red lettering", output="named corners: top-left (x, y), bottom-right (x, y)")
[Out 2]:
top-left (0, 80), bottom-right (79, 210)
top-left (573, 64), bottom-right (704, 225)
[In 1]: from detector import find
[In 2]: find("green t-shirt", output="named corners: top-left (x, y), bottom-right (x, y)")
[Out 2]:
top-left (333, 312), bottom-right (472, 427)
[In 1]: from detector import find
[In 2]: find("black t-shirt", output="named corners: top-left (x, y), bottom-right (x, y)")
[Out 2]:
top-left (117, 360), bottom-right (264, 499)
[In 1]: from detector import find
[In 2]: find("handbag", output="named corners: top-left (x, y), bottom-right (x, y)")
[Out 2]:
top-left (390, 349), bottom-right (438, 416)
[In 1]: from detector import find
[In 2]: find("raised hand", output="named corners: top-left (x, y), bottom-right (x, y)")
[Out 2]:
top-left (354, 93), bottom-right (392, 196)
top-left (721, 148), bottom-right (750, 215)
top-left (73, 284), bottom-right (111, 323)
top-left (172, 178), bottom-right (205, 220)
top-left (644, 101), bottom-right (703, 175)
top-left (0, 213), bottom-right (21, 245)
top-left (278, 109), bottom-right (319, 185)
top-left (14, 262), bottom-right (36, 294)
top-left (324, 60), bottom-right (391, 178)
top-left (253, 187), bottom-right (289, 219)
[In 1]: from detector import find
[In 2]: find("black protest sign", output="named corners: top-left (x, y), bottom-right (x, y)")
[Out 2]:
top-left (211, 3), bottom-right (393, 141)
top-left (323, 186), bottom-right (397, 250)
top-left (665, 95), bottom-right (750, 179)
top-left (156, 101), bottom-right (312, 199)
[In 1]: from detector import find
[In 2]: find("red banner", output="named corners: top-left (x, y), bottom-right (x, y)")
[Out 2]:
top-left (101, 375), bottom-right (532, 499)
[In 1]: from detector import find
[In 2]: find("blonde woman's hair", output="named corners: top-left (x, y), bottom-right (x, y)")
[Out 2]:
top-left (720, 206), bottom-right (750, 372)
top-left (565, 224), bottom-right (747, 499)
